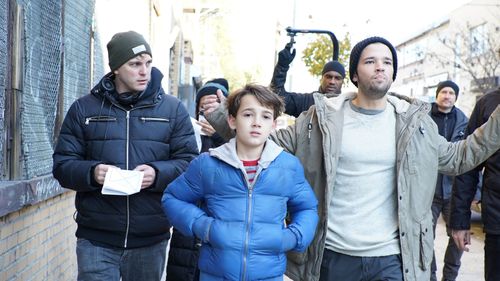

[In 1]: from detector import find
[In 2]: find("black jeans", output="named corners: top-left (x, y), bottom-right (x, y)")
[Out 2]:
top-left (485, 234), bottom-right (500, 281)
top-left (319, 249), bottom-right (403, 281)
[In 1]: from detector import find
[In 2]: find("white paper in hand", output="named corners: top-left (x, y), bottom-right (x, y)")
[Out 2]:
top-left (101, 168), bottom-right (144, 196)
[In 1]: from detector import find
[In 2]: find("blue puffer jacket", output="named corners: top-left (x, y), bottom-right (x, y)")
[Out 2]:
top-left (53, 67), bottom-right (198, 248)
top-left (162, 139), bottom-right (318, 281)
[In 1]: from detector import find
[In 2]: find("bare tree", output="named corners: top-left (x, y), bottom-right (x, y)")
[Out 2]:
top-left (428, 23), bottom-right (500, 94)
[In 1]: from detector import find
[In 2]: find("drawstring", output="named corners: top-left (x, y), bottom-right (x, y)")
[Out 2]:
top-left (307, 108), bottom-right (315, 142)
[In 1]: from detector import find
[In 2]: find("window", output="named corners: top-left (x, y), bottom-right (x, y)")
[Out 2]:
top-left (403, 42), bottom-right (425, 65)
top-left (470, 24), bottom-right (486, 57)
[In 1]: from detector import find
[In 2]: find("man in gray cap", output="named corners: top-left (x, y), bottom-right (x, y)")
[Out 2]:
top-left (269, 43), bottom-right (346, 117)
top-left (203, 36), bottom-right (500, 281)
top-left (53, 31), bottom-right (198, 280)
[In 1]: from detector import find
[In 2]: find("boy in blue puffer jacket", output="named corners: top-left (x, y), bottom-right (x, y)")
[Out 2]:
top-left (162, 84), bottom-right (318, 281)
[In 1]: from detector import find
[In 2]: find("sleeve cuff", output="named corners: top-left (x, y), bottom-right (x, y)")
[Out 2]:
top-left (282, 228), bottom-right (298, 252)
top-left (193, 216), bottom-right (213, 243)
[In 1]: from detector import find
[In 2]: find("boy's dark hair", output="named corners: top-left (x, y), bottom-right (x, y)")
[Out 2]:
top-left (226, 84), bottom-right (284, 120)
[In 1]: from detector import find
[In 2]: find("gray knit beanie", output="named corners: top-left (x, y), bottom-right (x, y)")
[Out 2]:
top-left (107, 31), bottom-right (152, 71)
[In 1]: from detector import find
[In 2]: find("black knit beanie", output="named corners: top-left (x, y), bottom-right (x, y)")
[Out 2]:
top-left (107, 31), bottom-right (152, 71)
top-left (349, 36), bottom-right (398, 87)
top-left (436, 80), bottom-right (459, 98)
top-left (196, 78), bottom-right (229, 105)
top-left (322, 61), bottom-right (346, 78)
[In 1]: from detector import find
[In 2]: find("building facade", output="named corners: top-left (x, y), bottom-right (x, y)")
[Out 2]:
top-left (0, 0), bottom-right (195, 279)
top-left (392, 0), bottom-right (500, 115)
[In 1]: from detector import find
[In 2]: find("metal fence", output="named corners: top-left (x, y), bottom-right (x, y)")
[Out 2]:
top-left (14, 0), bottom-right (98, 179)
top-left (0, 1), bottom-right (8, 176)
top-left (20, 0), bottom-right (62, 179)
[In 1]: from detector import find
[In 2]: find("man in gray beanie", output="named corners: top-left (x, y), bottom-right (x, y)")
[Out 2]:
top-left (269, 42), bottom-right (346, 117)
top-left (202, 35), bottom-right (500, 281)
top-left (53, 30), bottom-right (198, 281)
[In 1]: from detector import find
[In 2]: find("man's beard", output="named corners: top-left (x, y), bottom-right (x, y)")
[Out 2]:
top-left (358, 79), bottom-right (391, 99)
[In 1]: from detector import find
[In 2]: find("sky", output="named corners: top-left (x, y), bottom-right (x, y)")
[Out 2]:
top-left (262, 0), bottom-right (474, 91)
top-left (300, 0), bottom-right (471, 45)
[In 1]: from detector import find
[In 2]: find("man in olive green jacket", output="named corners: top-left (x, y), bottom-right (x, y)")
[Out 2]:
top-left (203, 36), bottom-right (500, 281)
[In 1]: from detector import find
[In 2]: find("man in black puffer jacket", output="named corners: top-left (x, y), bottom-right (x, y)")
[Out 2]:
top-left (53, 31), bottom-right (198, 281)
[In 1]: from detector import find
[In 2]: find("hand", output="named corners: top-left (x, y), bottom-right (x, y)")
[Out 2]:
top-left (134, 164), bottom-right (156, 189)
top-left (277, 43), bottom-right (296, 67)
top-left (94, 164), bottom-right (119, 185)
top-left (452, 229), bottom-right (471, 252)
top-left (196, 119), bottom-right (216, 136)
top-left (202, 89), bottom-right (227, 115)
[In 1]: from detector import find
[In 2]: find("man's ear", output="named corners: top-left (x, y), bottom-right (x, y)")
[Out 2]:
top-left (272, 119), bottom-right (277, 130)
top-left (227, 115), bottom-right (236, 130)
top-left (352, 73), bottom-right (358, 83)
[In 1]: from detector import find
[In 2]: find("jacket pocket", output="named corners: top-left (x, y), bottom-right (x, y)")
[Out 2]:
top-left (84, 116), bottom-right (117, 125)
top-left (139, 117), bottom-right (170, 123)
top-left (419, 217), bottom-right (433, 271)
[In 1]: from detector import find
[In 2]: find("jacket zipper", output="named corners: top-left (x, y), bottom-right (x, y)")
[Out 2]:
top-left (124, 111), bottom-right (131, 248)
top-left (241, 167), bottom-right (261, 281)
top-left (242, 186), bottom-right (253, 281)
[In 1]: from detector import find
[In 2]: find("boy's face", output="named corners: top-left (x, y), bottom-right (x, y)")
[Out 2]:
top-left (228, 94), bottom-right (277, 153)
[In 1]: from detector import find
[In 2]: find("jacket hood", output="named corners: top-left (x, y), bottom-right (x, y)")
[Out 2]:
top-left (91, 67), bottom-right (164, 107)
top-left (209, 138), bottom-right (283, 169)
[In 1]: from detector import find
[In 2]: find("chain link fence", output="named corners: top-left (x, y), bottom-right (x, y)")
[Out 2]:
top-left (15, 0), bottom-right (100, 179)
top-left (0, 1), bottom-right (8, 176)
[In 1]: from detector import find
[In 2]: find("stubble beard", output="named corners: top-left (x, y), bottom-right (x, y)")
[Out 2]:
top-left (359, 80), bottom-right (391, 100)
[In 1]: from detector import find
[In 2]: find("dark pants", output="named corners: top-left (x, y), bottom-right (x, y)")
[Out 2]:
top-left (319, 249), bottom-right (403, 281)
top-left (76, 238), bottom-right (167, 281)
top-left (431, 197), bottom-right (463, 281)
top-left (485, 234), bottom-right (500, 281)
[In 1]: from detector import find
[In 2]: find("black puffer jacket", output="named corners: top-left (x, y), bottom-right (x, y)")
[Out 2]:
top-left (450, 87), bottom-right (500, 234)
top-left (53, 67), bottom-right (198, 248)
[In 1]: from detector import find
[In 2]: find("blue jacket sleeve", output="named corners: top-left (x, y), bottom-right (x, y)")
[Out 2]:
top-left (285, 157), bottom-right (319, 252)
top-left (162, 155), bottom-right (214, 240)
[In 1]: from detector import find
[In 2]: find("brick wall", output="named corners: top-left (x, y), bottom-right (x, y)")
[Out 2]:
top-left (0, 192), bottom-right (77, 280)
